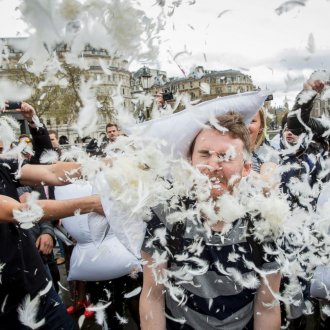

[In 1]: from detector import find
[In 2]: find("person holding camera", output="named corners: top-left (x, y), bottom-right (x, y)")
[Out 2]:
top-left (155, 90), bottom-right (174, 116)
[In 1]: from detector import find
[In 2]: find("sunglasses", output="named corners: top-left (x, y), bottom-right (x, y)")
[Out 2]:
top-left (284, 125), bottom-right (305, 135)
top-left (19, 138), bottom-right (31, 143)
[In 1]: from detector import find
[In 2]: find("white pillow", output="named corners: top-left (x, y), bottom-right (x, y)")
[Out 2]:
top-left (55, 183), bottom-right (93, 243)
top-left (55, 183), bottom-right (140, 281)
top-left (67, 231), bottom-right (140, 281)
top-left (126, 91), bottom-right (268, 158)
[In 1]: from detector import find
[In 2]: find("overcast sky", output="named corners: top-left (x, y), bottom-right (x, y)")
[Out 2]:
top-left (1, 0), bottom-right (330, 106)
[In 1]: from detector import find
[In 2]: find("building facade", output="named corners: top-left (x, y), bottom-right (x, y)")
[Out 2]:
top-left (159, 67), bottom-right (255, 102)
top-left (0, 38), bottom-right (132, 144)
top-left (1, 38), bottom-right (257, 143)
top-left (311, 96), bottom-right (330, 118)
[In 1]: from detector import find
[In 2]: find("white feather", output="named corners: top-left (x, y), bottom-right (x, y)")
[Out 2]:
top-left (18, 294), bottom-right (45, 329)
top-left (13, 191), bottom-right (44, 229)
top-left (115, 312), bottom-right (128, 324)
top-left (39, 150), bottom-right (59, 164)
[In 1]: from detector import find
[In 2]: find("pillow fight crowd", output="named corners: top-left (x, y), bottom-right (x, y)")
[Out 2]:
top-left (0, 75), bottom-right (330, 330)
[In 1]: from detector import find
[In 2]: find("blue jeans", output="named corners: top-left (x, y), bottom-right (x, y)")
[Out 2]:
top-left (1, 287), bottom-right (76, 330)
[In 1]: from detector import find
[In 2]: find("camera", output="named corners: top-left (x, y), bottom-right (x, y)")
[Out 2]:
top-left (265, 95), bottom-right (273, 101)
top-left (6, 101), bottom-right (22, 110)
top-left (163, 90), bottom-right (174, 102)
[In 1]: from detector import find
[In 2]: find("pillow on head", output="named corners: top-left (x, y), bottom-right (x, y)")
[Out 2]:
top-left (126, 91), bottom-right (268, 158)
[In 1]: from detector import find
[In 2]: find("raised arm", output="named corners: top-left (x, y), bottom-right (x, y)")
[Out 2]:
top-left (289, 79), bottom-right (327, 137)
top-left (19, 161), bottom-right (82, 186)
top-left (19, 102), bottom-right (53, 164)
top-left (140, 250), bottom-right (167, 330)
top-left (0, 194), bottom-right (103, 223)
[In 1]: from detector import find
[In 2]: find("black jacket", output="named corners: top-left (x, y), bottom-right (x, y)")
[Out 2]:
top-left (29, 124), bottom-right (53, 164)
top-left (287, 90), bottom-right (328, 139)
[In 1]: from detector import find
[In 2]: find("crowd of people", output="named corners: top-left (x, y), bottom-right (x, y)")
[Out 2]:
top-left (0, 75), bottom-right (329, 330)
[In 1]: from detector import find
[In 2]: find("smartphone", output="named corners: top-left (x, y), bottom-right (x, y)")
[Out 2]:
top-left (6, 102), bottom-right (22, 110)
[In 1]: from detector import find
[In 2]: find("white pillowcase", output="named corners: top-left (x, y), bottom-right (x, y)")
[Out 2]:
top-left (55, 183), bottom-right (140, 281)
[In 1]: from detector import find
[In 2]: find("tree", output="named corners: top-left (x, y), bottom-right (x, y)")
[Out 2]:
top-left (6, 59), bottom-right (116, 125)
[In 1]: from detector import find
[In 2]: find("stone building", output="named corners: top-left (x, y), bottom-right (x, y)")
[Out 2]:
top-left (0, 38), bottom-right (132, 143)
top-left (311, 95), bottom-right (330, 118)
top-left (131, 65), bottom-right (256, 117)
top-left (1, 37), bottom-right (257, 142)
top-left (151, 66), bottom-right (255, 100)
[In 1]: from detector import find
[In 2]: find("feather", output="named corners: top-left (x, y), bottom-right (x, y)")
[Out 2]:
top-left (1, 294), bottom-right (8, 313)
top-left (0, 263), bottom-right (5, 285)
top-left (284, 73), bottom-right (305, 91)
top-left (99, 58), bottom-right (112, 76)
top-left (78, 315), bottom-right (85, 329)
top-left (95, 308), bottom-right (106, 326)
top-left (322, 305), bottom-right (330, 317)
top-left (306, 33), bottom-right (315, 53)
top-left (39, 150), bottom-right (59, 164)
top-left (18, 294), bottom-right (45, 329)
top-left (72, 78), bottom-right (99, 138)
top-left (0, 79), bottom-right (33, 105)
top-left (164, 311), bottom-right (186, 324)
top-left (39, 281), bottom-right (52, 296)
top-left (217, 9), bottom-right (231, 18)
top-left (203, 53), bottom-right (207, 62)
top-left (115, 312), bottom-right (128, 324)
top-left (275, 1), bottom-right (306, 15)
top-left (57, 281), bottom-right (70, 292)
top-left (13, 191), bottom-right (44, 229)
top-left (227, 252), bottom-right (240, 263)
top-left (200, 82), bottom-right (210, 95)
top-left (0, 115), bottom-right (20, 152)
top-left (124, 286), bottom-right (142, 299)
top-left (85, 301), bottom-right (111, 326)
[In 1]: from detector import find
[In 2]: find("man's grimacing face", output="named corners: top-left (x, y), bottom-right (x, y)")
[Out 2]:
top-left (191, 128), bottom-right (251, 199)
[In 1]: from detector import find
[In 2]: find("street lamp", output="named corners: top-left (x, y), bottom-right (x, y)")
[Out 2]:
top-left (139, 66), bottom-right (152, 91)
top-left (139, 66), bottom-right (153, 119)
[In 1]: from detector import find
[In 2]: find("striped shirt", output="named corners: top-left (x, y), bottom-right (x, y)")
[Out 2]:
top-left (142, 203), bottom-right (278, 330)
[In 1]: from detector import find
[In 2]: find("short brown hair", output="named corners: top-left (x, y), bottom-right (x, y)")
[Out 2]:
top-left (106, 123), bottom-right (118, 130)
top-left (189, 111), bottom-right (251, 158)
top-left (48, 130), bottom-right (58, 139)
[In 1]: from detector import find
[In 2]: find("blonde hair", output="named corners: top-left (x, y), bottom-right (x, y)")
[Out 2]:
top-left (254, 107), bottom-right (267, 150)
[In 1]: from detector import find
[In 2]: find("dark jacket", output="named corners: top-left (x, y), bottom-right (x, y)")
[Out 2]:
top-left (287, 90), bottom-right (328, 139)
top-left (28, 124), bottom-right (53, 164)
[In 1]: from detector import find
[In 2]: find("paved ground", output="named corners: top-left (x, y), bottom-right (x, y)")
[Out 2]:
top-left (57, 262), bottom-right (138, 330)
